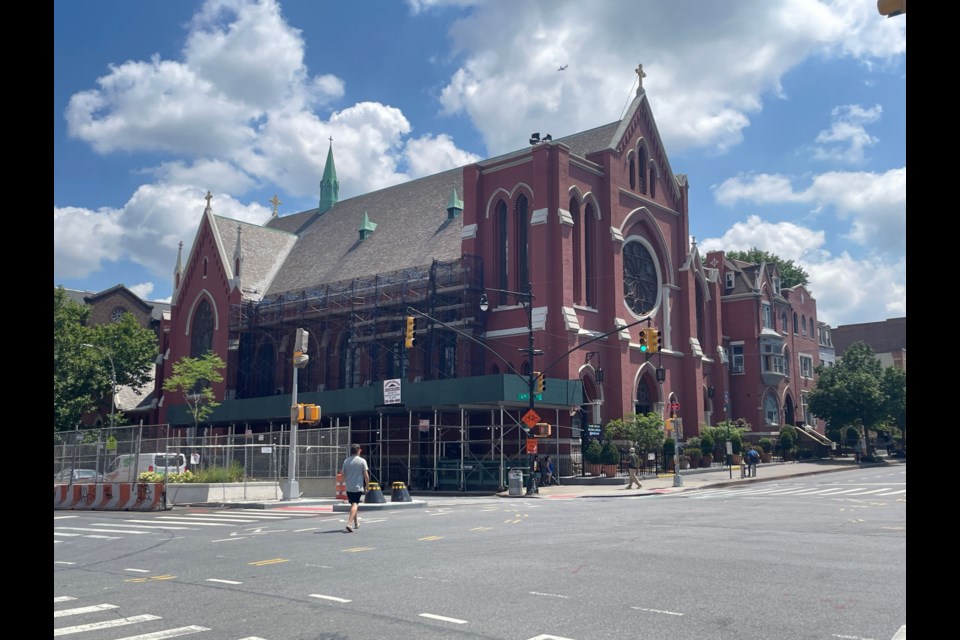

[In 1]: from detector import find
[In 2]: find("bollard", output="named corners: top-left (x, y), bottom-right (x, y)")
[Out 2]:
top-left (335, 472), bottom-right (347, 501)
top-left (391, 481), bottom-right (412, 502)
top-left (364, 481), bottom-right (386, 504)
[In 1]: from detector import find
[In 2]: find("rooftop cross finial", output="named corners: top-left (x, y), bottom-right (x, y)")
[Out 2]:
top-left (635, 63), bottom-right (646, 93)
top-left (204, 190), bottom-right (213, 209)
top-left (269, 194), bottom-right (281, 217)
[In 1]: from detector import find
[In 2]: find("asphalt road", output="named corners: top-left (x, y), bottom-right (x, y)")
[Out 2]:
top-left (54, 465), bottom-right (906, 640)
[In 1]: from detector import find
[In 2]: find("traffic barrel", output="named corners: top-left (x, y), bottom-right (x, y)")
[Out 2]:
top-left (391, 481), bottom-right (412, 502)
top-left (335, 472), bottom-right (347, 501)
top-left (364, 481), bottom-right (386, 503)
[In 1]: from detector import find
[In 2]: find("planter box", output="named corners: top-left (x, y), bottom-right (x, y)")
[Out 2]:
top-left (164, 481), bottom-right (281, 505)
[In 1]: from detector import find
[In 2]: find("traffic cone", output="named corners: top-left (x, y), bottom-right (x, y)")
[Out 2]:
top-left (364, 481), bottom-right (386, 503)
top-left (391, 481), bottom-right (412, 502)
top-left (335, 472), bottom-right (347, 501)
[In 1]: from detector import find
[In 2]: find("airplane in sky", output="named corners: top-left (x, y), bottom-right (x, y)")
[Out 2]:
top-left (557, 64), bottom-right (568, 71)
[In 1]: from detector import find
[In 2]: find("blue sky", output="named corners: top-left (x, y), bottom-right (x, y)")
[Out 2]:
top-left (53, 0), bottom-right (906, 328)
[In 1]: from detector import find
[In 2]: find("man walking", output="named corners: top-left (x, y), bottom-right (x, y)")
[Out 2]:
top-left (341, 443), bottom-right (369, 532)
top-left (625, 447), bottom-right (643, 489)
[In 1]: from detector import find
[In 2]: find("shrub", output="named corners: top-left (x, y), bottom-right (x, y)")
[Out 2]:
top-left (758, 437), bottom-right (774, 454)
top-left (601, 440), bottom-right (621, 465)
top-left (683, 446), bottom-right (701, 460)
top-left (799, 449), bottom-right (814, 460)
top-left (194, 464), bottom-right (244, 483)
top-left (663, 436), bottom-right (675, 459)
top-left (730, 430), bottom-right (743, 455)
top-left (584, 440), bottom-right (603, 464)
top-left (699, 432), bottom-right (715, 457)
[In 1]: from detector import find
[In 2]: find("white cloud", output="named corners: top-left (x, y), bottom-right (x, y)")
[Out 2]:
top-left (438, 0), bottom-right (906, 156)
top-left (53, 206), bottom-right (125, 278)
top-left (812, 104), bottom-right (882, 164)
top-left (711, 168), bottom-right (905, 254)
top-left (128, 282), bottom-right (156, 301)
top-left (699, 215), bottom-right (828, 264)
top-left (404, 133), bottom-right (482, 178)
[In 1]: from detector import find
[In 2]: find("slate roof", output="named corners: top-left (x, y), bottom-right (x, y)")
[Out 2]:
top-left (212, 216), bottom-right (298, 301)
top-left (263, 168), bottom-right (464, 296)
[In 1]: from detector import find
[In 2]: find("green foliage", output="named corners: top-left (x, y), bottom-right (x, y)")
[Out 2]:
top-left (583, 439), bottom-right (603, 464)
top-left (758, 438), bottom-right (774, 453)
top-left (843, 426), bottom-right (861, 448)
top-left (683, 447), bottom-right (701, 459)
top-left (662, 436), bottom-right (675, 458)
top-left (809, 342), bottom-right (895, 433)
top-left (600, 440), bottom-right (621, 465)
top-left (195, 464), bottom-right (245, 483)
top-left (699, 431), bottom-right (715, 457)
top-left (725, 247), bottom-right (810, 288)
top-left (779, 425), bottom-right (797, 453)
top-left (162, 352), bottom-right (227, 434)
top-left (603, 412), bottom-right (664, 453)
top-left (53, 287), bottom-right (157, 432)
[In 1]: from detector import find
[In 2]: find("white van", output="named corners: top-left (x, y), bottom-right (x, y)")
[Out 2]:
top-left (105, 453), bottom-right (187, 482)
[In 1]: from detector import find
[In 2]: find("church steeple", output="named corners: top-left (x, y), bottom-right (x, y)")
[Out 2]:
top-left (318, 137), bottom-right (339, 214)
top-left (174, 240), bottom-right (183, 290)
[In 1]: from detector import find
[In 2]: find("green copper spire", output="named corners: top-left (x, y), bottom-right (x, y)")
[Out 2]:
top-left (358, 210), bottom-right (377, 240)
top-left (446, 186), bottom-right (463, 219)
top-left (319, 137), bottom-right (339, 214)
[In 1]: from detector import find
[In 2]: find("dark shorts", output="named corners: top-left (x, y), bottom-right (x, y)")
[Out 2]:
top-left (346, 491), bottom-right (362, 505)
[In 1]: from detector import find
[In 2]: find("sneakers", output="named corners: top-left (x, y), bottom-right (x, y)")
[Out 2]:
top-left (353, 519), bottom-right (359, 529)
top-left (345, 525), bottom-right (353, 533)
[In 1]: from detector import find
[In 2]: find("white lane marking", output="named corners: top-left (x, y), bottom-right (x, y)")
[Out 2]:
top-left (94, 523), bottom-right (195, 530)
top-left (878, 490), bottom-right (906, 496)
top-left (892, 624), bottom-right (907, 640)
top-left (55, 603), bottom-right (120, 618)
top-left (527, 635), bottom-right (577, 640)
top-left (310, 594), bottom-right (352, 603)
top-left (54, 532), bottom-right (82, 537)
top-left (168, 515), bottom-right (272, 522)
top-left (124, 568), bottom-right (151, 573)
top-left (419, 613), bottom-right (468, 624)
top-left (123, 519), bottom-right (231, 527)
top-left (57, 527), bottom-right (151, 535)
top-left (211, 537), bottom-right (246, 543)
top-left (529, 591), bottom-right (569, 599)
top-left (206, 578), bottom-right (242, 585)
top-left (54, 515), bottom-right (79, 519)
top-left (631, 606), bottom-right (684, 616)
top-left (54, 596), bottom-right (77, 603)
top-left (54, 562), bottom-right (76, 566)
top-left (114, 625), bottom-right (210, 639)
top-left (54, 614), bottom-right (162, 636)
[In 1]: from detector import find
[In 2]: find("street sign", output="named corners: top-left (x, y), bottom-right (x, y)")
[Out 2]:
top-left (418, 419), bottom-right (430, 432)
top-left (383, 378), bottom-right (402, 404)
top-left (525, 439), bottom-right (538, 454)
top-left (517, 393), bottom-right (543, 401)
top-left (670, 402), bottom-right (680, 412)
top-left (522, 409), bottom-right (541, 429)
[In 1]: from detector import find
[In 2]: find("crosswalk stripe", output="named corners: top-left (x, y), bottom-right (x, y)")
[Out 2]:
top-left (54, 614), bottom-right (161, 636)
top-left (113, 625), bottom-right (210, 639)
top-left (55, 603), bottom-right (119, 618)
top-left (57, 527), bottom-right (151, 534)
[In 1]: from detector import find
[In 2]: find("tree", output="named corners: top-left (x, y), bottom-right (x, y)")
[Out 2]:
top-left (808, 342), bottom-right (892, 446)
top-left (726, 247), bottom-right (810, 288)
top-left (53, 287), bottom-right (157, 433)
top-left (881, 366), bottom-right (906, 436)
top-left (603, 412), bottom-right (663, 453)
top-left (162, 351), bottom-right (226, 442)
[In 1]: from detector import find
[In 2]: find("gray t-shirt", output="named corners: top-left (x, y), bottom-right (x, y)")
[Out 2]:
top-left (342, 455), bottom-right (369, 492)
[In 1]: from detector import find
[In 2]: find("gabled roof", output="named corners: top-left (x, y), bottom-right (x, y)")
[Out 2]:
top-left (62, 286), bottom-right (171, 322)
top-left (212, 216), bottom-right (298, 301)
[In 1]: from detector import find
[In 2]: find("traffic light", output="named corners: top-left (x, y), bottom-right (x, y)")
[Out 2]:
top-left (404, 315), bottom-right (416, 348)
top-left (534, 371), bottom-right (545, 394)
top-left (877, 0), bottom-right (905, 17)
top-left (298, 404), bottom-right (320, 424)
top-left (648, 328), bottom-right (662, 353)
top-left (638, 329), bottom-right (649, 352)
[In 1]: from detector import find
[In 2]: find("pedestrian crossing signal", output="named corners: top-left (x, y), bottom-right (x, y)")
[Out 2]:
top-left (298, 404), bottom-right (320, 424)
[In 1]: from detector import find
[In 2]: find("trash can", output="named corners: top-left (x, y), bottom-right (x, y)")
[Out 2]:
top-left (508, 468), bottom-right (524, 496)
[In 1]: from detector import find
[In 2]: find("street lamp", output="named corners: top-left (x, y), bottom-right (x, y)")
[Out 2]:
top-left (478, 282), bottom-right (542, 423)
top-left (81, 343), bottom-right (116, 431)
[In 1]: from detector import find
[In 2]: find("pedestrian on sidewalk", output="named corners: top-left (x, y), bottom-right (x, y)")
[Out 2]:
top-left (526, 455), bottom-right (540, 494)
top-left (541, 455), bottom-right (554, 487)
top-left (341, 443), bottom-right (369, 532)
top-left (625, 447), bottom-right (643, 489)
top-left (747, 447), bottom-right (760, 477)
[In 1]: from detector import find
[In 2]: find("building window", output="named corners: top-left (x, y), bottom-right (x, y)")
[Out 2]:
top-left (730, 343), bottom-right (744, 374)
top-left (761, 341), bottom-right (785, 375)
top-left (725, 272), bottom-right (735, 289)
top-left (793, 312), bottom-right (799, 335)
top-left (623, 239), bottom-right (660, 317)
top-left (638, 146), bottom-right (647, 194)
top-left (496, 200), bottom-right (508, 304)
top-left (772, 277), bottom-right (781, 295)
top-left (629, 156), bottom-right (636, 190)
top-left (801, 392), bottom-right (813, 425)
top-left (571, 198), bottom-right (583, 305)
top-left (203, 257), bottom-right (208, 278)
top-left (649, 164), bottom-right (656, 198)
top-left (515, 194), bottom-right (529, 294)
top-left (762, 302), bottom-right (773, 329)
top-left (781, 312), bottom-right (788, 334)
top-left (110, 306), bottom-right (128, 323)
top-left (801, 315), bottom-right (807, 337)
top-left (584, 202), bottom-right (596, 307)
top-left (799, 354), bottom-right (814, 379)
top-left (764, 393), bottom-right (780, 426)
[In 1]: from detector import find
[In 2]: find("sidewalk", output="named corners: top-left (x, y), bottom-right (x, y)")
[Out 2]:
top-left (184, 458), bottom-right (900, 510)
